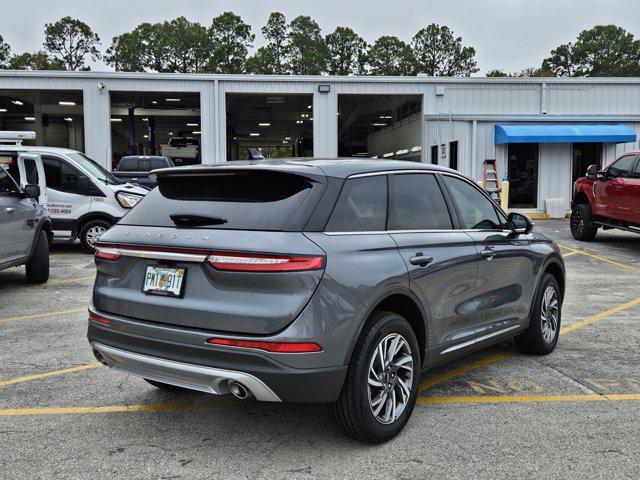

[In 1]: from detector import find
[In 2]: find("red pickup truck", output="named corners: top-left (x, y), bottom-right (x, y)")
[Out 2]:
top-left (571, 152), bottom-right (640, 241)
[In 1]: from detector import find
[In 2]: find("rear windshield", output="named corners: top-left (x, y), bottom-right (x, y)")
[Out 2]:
top-left (121, 170), bottom-right (324, 231)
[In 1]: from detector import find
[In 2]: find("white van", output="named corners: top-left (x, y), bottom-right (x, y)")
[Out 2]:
top-left (0, 132), bottom-right (148, 252)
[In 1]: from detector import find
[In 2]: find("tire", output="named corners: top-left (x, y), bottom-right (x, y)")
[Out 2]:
top-left (25, 230), bottom-right (50, 284)
top-left (79, 219), bottom-right (111, 253)
top-left (144, 378), bottom-right (186, 391)
top-left (515, 273), bottom-right (562, 355)
top-left (570, 203), bottom-right (598, 241)
top-left (331, 311), bottom-right (421, 443)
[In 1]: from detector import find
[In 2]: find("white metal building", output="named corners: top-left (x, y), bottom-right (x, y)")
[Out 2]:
top-left (1, 70), bottom-right (639, 215)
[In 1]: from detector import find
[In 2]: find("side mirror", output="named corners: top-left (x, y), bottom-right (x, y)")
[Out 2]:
top-left (586, 164), bottom-right (598, 179)
top-left (77, 175), bottom-right (90, 195)
top-left (508, 212), bottom-right (533, 235)
top-left (23, 184), bottom-right (40, 199)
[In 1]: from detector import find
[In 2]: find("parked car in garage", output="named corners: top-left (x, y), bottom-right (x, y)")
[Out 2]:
top-left (0, 131), bottom-right (148, 252)
top-left (570, 152), bottom-right (640, 241)
top-left (113, 155), bottom-right (174, 189)
top-left (88, 159), bottom-right (565, 443)
top-left (0, 163), bottom-right (51, 283)
top-left (160, 137), bottom-right (199, 166)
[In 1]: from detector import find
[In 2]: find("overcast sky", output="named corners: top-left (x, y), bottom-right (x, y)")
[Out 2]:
top-left (3, 0), bottom-right (640, 74)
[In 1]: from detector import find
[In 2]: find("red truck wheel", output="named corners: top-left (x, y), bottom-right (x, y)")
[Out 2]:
top-left (570, 204), bottom-right (598, 241)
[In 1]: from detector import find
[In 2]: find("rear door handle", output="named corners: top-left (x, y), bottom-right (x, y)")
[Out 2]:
top-left (616, 185), bottom-right (624, 190)
top-left (409, 253), bottom-right (434, 266)
top-left (5, 207), bottom-right (15, 213)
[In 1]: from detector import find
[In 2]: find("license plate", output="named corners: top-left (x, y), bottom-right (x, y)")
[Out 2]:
top-left (142, 266), bottom-right (186, 297)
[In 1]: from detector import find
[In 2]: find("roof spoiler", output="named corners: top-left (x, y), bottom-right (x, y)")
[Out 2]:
top-left (0, 131), bottom-right (36, 143)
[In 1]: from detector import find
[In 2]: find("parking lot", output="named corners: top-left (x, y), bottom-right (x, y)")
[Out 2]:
top-left (1, 219), bottom-right (639, 479)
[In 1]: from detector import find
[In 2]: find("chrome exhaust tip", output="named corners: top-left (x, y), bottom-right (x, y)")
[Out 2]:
top-left (228, 380), bottom-right (251, 399)
top-left (92, 348), bottom-right (107, 366)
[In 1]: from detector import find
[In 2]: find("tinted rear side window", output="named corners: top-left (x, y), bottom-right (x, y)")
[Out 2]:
top-left (389, 174), bottom-right (452, 230)
top-left (121, 170), bottom-right (323, 231)
top-left (325, 176), bottom-right (387, 232)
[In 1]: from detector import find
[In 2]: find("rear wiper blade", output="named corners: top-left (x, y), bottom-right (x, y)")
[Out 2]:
top-left (170, 214), bottom-right (228, 227)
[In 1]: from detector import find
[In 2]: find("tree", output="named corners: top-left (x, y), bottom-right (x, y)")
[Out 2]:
top-left (286, 16), bottom-right (328, 75)
top-left (516, 67), bottom-right (555, 78)
top-left (107, 23), bottom-right (168, 72)
top-left (207, 12), bottom-right (254, 74)
top-left (541, 44), bottom-right (573, 77)
top-left (325, 27), bottom-right (367, 75)
top-left (411, 24), bottom-right (478, 76)
top-left (486, 69), bottom-right (509, 77)
top-left (0, 35), bottom-right (11, 67)
top-left (368, 36), bottom-right (415, 76)
top-left (162, 17), bottom-right (211, 73)
top-left (246, 12), bottom-right (290, 74)
top-left (8, 51), bottom-right (65, 70)
top-left (542, 25), bottom-right (640, 77)
top-left (43, 16), bottom-right (101, 70)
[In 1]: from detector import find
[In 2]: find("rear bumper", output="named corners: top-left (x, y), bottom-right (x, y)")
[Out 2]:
top-left (92, 342), bottom-right (281, 401)
top-left (87, 310), bottom-right (347, 403)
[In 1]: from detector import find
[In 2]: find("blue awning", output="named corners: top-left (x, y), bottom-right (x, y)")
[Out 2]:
top-left (494, 124), bottom-right (637, 144)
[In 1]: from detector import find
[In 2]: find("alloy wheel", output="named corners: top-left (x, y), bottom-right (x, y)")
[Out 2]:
top-left (541, 285), bottom-right (559, 343)
top-left (367, 333), bottom-right (414, 425)
top-left (86, 225), bottom-right (106, 247)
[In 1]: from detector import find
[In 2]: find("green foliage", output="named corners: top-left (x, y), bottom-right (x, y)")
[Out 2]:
top-left (8, 51), bottom-right (65, 70)
top-left (325, 27), bottom-right (367, 75)
top-left (368, 36), bottom-right (415, 76)
top-left (107, 23), bottom-right (170, 72)
top-left (286, 16), bottom-right (328, 75)
top-left (412, 24), bottom-right (478, 76)
top-left (542, 25), bottom-right (640, 77)
top-left (0, 35), bottom-right (11, 67)
top-left (207, 12), bottom-right (254, 74)
top-left (43, 16), bottom-right (101, 71)
top-left (485, 69), bottom-right (508, 77)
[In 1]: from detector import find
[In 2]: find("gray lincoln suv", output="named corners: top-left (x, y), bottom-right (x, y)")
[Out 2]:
top-left (88, 159), bottom-right (565, 443)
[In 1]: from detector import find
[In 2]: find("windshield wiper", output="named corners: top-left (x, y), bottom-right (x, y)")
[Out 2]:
top-left (170, 214), bottom-right (228, 227)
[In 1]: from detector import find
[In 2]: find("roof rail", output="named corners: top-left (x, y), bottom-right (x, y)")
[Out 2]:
top-left (0, 131), bottom-right (36, 142)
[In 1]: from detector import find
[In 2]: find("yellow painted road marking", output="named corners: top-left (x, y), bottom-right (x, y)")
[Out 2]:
top-left (557, 244), bottom-right (640, 273)
top-left (559, 296), bottom-right (640, 335)
top-left (561, 251), bottom-right (581, 258)
top-left (420, 295), bottom-right (640, 392)
top-left (0, 363), bottom-right (102, 388)
top-left (0, 307), bottom-right (86, 325)
top-left (417, 393), bottom-right (640, 405)
top-left (0, 402), bottom-right (254, 417)
top-left (419, 352), bottom-right (510, 391)
top-left (34, 275), bottom-right (95, 287)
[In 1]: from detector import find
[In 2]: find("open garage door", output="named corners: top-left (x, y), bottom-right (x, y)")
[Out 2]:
top-left (226, 94), bottom-right (313, 161)
top-left (338, 94), bottom-right (422, 161)
top-left (110, 91), bottom-right (201, 169)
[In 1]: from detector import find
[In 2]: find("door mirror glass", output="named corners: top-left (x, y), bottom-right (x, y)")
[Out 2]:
top-left (77, 175), bottom-right (90, 195)
top-left (23, 184), bottom-right (40, 199)
top-left (585, 164), bottom-right (598, 179)
top-left (508, 212), bottom-right (533, 234)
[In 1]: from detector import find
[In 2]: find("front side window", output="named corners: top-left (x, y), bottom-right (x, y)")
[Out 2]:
top-left (0, 167), bottom-right (20, 196)
top-left (607, 155), bottom-right (637, 180)
top-left (630, 157), bottom-right (640, 179)
top-left (389, 174), bottom-right (452, 230)
top-left (443, 175), bottom-right (503, 230)
top-left (326, 176), bottom-right (387, 232)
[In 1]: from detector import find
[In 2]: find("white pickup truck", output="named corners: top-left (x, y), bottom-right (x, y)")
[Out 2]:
top-left (160, 137), bottom-right (200, 166)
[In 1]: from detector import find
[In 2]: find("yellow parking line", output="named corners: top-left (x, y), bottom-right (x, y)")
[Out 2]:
top-left (0, 307), bottom-right (86, 325)
top-left (561, 251), bottom-right (581, 258)
top-left (557, 244), bottom-right (640, 273)
top-left (0, 363), bottom-right (102, 388)
top-left (420, 295), bottom-right (640, 392)
top-left (559, 296), bottom-right (640, 335)
top-left (417, 393), bottom-right (640, 405)
top-left (0, 401), bottom-right (254, 417)
top-left (419, 352), bottom-right (510, 391)
top-left (35, 275), bottom-right (95, 287)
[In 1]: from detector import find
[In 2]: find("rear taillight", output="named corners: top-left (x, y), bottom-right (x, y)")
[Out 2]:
top-left (207, 338), bottom-right (322, 353)
top-left (89, 312), bottom-right (110, 326)
top-left (207, 253), bottom-right (324, 272)
top-left (94, 244), bottom-right (121, 261)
